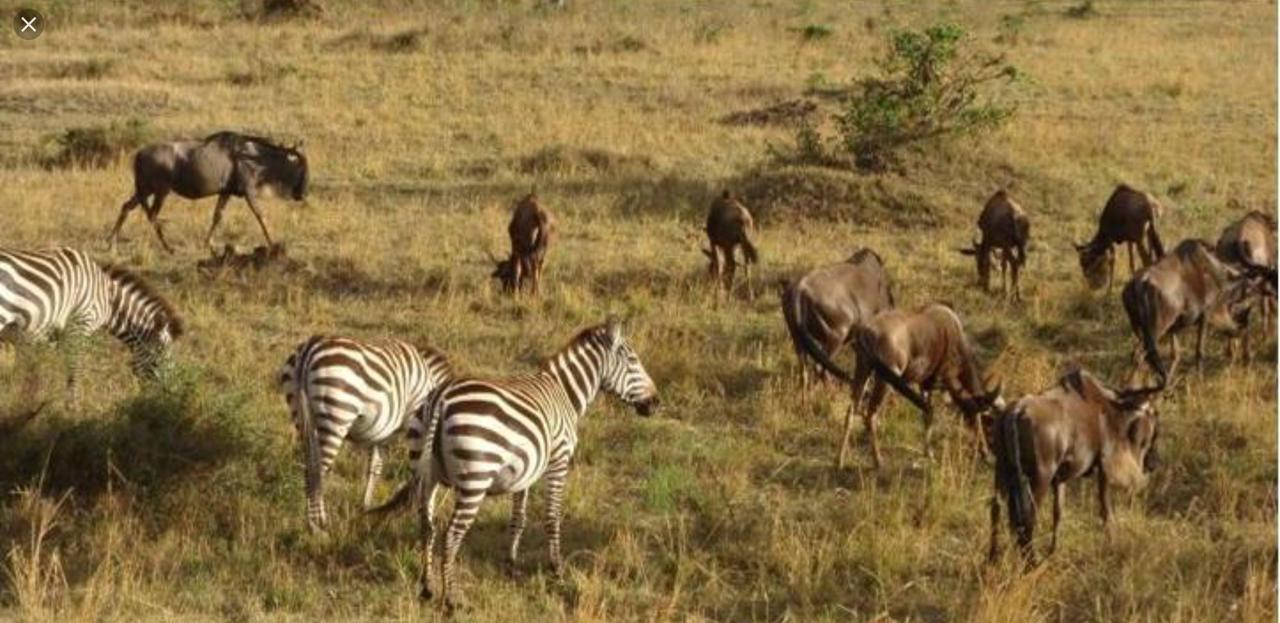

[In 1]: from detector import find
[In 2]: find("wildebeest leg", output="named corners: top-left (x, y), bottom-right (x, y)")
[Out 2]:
top-left (1106, 249), bottom-right (1117, 294)
top-left (863, 379), bottom-right (889, 470)
top-left (1126, 341), bottom-right (1145, 386)
top-left (109, 193), bottom-right (146, 250)
top-left (724, 254), bottom-right (738, 295)
top-left (1195, 318), bottom-right (1206, 372)
top-left (1127, 242), bottom-right (1137, 275)
top-left (1096, 470), bottom-right (1113, 542)
top-left (145, 191), bottom-right (175, 253)
top-left (1048, 481), bottom-right (1064, 555)
top-left (1166, 333), bottom-right (1181, 382)
top-left (919, 390), bottom-right (935, 459)
top-left (1000, 250), bottom-right (1010, 298)
top-left (987, 493), bottom-right (1002, 563)
top-left (242, 192), bottom-right (275, 246)
top-left (838, 358), bottom-right (873, 469)
top-left (741, 248), bottom-right (755, 300)
top-left (708, 246), bottom-right (725, 294)
top-left (205, 194), bottom-right (232, 250)
top-left (1010, 251), bottom-right (1022, 302)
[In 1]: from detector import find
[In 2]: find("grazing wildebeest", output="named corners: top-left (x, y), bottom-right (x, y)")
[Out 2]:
top-left (1074, 185), bottom-right (1166, 292)
top-left (1216, 210), bottom-right (1277, 338)
top-left (989, 369), bottom-right (1160, 565)
top-left (492, 192), bottom-right (553, 296)
top-left (703, 190), bottom-right (759, 298)
top-left (109, 131), bottom-right (309, 253)
top-left (958, 190), bottom-right (1030, 300)
top-left (793, 302), bottom-right (1003, 469)
top-left (780, 249), bottom-right (895, 391)
top-left (1123, 239), bottom-right (1275, 386)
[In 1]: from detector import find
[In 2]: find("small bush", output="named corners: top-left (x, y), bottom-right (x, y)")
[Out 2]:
top-left (42, 118), bottom-right (153, 169)
top-left (53, 58), bottom-right (115, 80)
top-left (518, 145), bottom-right (655, 177)
top-left (242, 0), bottom-right (325, 21)
top-left (1065, 0), bottom-right (1099, 19)
top-left (793, 24), bottom-right (834, 41)
top-left (778, 24), bottom-right (1020, 171)
top-left (226, 59), bottom-right (299, 86)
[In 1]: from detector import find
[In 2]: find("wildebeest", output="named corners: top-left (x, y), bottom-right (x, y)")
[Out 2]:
top-left (492, 192), bottom-right (554, 296)
top-left (1123, 239), bottom-right (1275, 386)
top-left (958, 189), bottom-right (1030, 300)
top-left (1074, 185), bottom-right (1166, 291)
top-left (780, 249), bottom-right (895, 391)
top-left (109, 131), bottom-right (309, 253)
top-left (1216, 209), bottom-right (1277, 337)
top-left (989, 369), bottom-right (1160, 564)
top-left (703, 190), bottom-right (759, 298)
top-left (793, 302), bottom-right (1003, 469)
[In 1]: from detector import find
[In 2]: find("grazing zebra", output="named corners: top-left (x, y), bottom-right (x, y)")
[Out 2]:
top-left (278, 335), bottom-right (452, 532)
top-left (374, 317), bottom-right (659, 612)
top-left (0, 247), bottom-right (183, 389)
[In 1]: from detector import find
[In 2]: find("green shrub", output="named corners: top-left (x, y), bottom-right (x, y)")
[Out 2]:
top-left (42, 118), bottom-right (153, 169)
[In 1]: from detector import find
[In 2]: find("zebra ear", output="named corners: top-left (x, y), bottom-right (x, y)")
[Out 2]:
top-left (604, 315), bottom-right (623, 348)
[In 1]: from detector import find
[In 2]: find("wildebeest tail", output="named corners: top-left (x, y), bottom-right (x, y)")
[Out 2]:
top-left (995, 409), bottom-right (1034, 551)
top-left (740, 236), bottom-right (759, 265)
top-left (781, 283), bottom-right (856, 385)
top-left (852, 336), bottom-right (931, 413)
top-left (1122, 279), bottom-right (1168, 387)
top-left (1146, 221), bottom-right (1165, 259)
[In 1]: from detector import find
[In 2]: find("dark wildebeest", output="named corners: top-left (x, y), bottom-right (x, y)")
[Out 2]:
top-left (793, 302), bottom-right (1004, 469)
top-left (988, 369), bottom-right (1160, 565)
top-left (958, 190), bottom-right (1030, 301)
top-left (703, 190), bottom-right (759, 298)
top-left (109, 131), bottom-right (309, 253)
top-left (1123, 239), bottom-right (1275, 386)
top-left (780, 249), bottom-right (895, 392)
top-left (1074, 185), bottom-right (1166, 292)
top-left (1216, 210), bottom-right (1277, 340)
top-left (492, 192), bottom-right (554, 295)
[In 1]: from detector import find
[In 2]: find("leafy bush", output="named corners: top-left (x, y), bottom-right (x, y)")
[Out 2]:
top-left (42, 118), bottom-right (154, 169)
top-left (836, 24), bottom-right (1020, 169)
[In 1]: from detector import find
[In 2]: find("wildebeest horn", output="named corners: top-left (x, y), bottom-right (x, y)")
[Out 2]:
top-left (1073, 241), bottom-right (1087, 251)
top-left (1115, 384), bottom-right (1162, 409)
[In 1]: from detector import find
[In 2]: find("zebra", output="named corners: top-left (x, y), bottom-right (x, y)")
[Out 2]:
top-left (0, 247), bottom-right (183, 391)
top-left (278, 335), bottom-right (453, 532)
top-left (373, 316), bottom-right (659, 612)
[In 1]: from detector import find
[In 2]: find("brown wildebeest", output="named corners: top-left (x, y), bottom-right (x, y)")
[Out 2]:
top-left (780, 249), bottom-right (895, 391)
top-left (959, 190), bottom-right (1030, 300)
top-left (109, 131), bottom-right (308, 253)
top-left (1216, 209), bottom-right (1277, 337)
top-left (794, 302), bottom-right (1004, 469)
top-left (1074, 184), bottom-right (1166, 292)
top-left (1123, 239), bottom-right (1275, 386)
top-left (703, 190), bottom-right (759, 298)
top-left (988, 369), bottom-right (1160, 565)
top-left (491, 192), bottom-right (554, 296)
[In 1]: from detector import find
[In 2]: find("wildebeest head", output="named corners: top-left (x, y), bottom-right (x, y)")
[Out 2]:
top-left (1113, 386), bottom-right (1161, 473)
top-left (1074, 241), bottom-right (1111, 289)
top-left (958, 236), bottom-right (992, 290)
top-left (239, 139), bottom-right (309, 201)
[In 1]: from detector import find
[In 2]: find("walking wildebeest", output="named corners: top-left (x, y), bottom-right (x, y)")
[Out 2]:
top-left (109, 131), bottom-right (308, 253)
top-left (703, 190), bottom-right (759, 298)
top-left (1216, 209), bottom-right (1277, 338)
top-left (958, 190), bottom-right (1030, 301)
top-left (1074, 185), bottom-right (1166, 292)
top-left (1123, 239), bottom-right (1275, 386)
top-left (989, 369), bottom-right (1160, 565)
top-left (793, 302), bottom-right (1003, 469)
top-left (492, 192), bottom-right (553, 296)
top-left (780, 249), bottom-right (895, 391)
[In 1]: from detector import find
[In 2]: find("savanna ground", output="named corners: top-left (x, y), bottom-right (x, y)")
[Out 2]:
top-left (0, 1), bottom-right (1275, 621)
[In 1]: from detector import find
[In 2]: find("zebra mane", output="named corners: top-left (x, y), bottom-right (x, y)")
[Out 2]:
top-left (101, 264), bottom-right (185, 337)
top-left (540, 325), bottom-right (607, 371)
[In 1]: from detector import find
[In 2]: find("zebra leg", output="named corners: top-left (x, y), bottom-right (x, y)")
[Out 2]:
top-left (506, 490), bottom-right (529, 578)
top-left (362, 446), bottom-right (385, 509)
top-left (441, 488), bottom-right (486, 613)
top-left (544, 459), bottom-right (571, 580)
top-left (60, 323), bottom-right (89, 404)
top-left (417, 479), bottom-right (439, 601)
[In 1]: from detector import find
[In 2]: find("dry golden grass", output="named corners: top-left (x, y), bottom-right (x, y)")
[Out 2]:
top-left (0, 1), bottom-right (1275, 621)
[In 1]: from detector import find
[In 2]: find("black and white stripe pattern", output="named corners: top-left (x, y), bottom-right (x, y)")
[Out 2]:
top-left (395, 317), bottom-right (658, 609)
top-left (0, 247), bottom-right (183, 387)
top-left (278, 335), bottom-right (452, 532)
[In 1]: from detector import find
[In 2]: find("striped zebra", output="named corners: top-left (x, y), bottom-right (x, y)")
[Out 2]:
top-left (0, 247), bottom-right (183, 389)
top-left (278, 335), bottom-right (452, 532)
top-left (375, 317), bottom-right (659, 611)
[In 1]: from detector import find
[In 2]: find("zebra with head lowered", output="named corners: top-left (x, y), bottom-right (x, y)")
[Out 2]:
top-left (278, 335), bottom-right (453, 533)
top-left (373, 317), bottom-right (660, 613)
top-left (0, 247), bottom-right (183, 391)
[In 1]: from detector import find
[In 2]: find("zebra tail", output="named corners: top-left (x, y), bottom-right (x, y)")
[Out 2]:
top-left (368, 389), bottom-right (447, 517)
top-left (297, 375), bottom-right (324, 524)
top-left (996, 409), bottom-right (1035, 553)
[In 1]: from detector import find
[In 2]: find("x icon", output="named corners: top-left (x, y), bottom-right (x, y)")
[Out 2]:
top-left (19, 16), bottom-right (36, 32)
